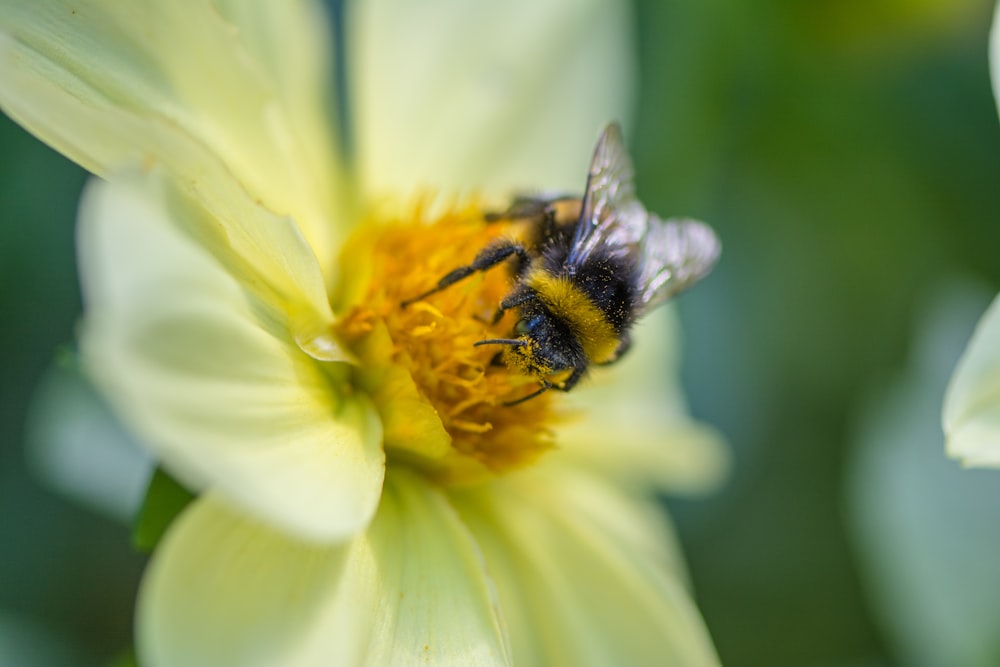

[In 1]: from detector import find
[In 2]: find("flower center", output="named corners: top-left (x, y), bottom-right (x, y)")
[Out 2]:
top-left (334, 198), bottom-right (566, 485)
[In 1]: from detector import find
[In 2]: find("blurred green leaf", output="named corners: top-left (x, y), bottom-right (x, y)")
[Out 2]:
top-left (132, 468), bottom-right (195, 553)
top-left (108, 647), bottom-right (139, 667)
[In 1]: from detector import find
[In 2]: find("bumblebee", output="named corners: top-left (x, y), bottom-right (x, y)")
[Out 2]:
top-left (403, 122), bottom-right (720, 404)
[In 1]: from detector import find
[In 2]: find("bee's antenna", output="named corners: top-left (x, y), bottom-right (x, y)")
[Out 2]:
top-left (473, 338), bottom-right (526, 348)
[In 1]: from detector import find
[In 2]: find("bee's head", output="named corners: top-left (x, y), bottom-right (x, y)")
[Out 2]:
top-left (507, 315), bottom-right (553, 373)
top-left (475, 313), bottom-right (570, 379)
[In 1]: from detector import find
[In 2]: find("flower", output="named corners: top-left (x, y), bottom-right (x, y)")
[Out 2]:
top-left (1, 1), bottom-right (727, 665)
top-left (944, 1), bottom-right (1000, 467)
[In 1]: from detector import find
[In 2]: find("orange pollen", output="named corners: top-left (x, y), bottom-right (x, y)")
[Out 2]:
top-left (334, 198), bottom-right (566, 485)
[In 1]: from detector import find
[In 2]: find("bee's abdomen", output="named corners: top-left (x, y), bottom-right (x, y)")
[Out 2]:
top-left (571, 257), bottom-right (637, 332)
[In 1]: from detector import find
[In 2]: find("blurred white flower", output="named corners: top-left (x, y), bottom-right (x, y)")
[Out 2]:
top-left (943, 2), bottom-right (1000, 466)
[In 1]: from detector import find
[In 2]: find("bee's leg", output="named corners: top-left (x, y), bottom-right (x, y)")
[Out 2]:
top-left (485, 193), bottom-right (577, 221)
top-left (505, 366), bottom-right (584, 406)
top-left (485, 195), bottom-right (579, 243)
top-left (535, 206), bottom-right (559, 247)
top-left (595, 333), bottom-right (632, 366)
top-left (554, 367), bottom-right (586, 392)
top-left (401, 240), bottom-right (530, 307)
top-left (491, 289), bottom-right (537, 324)
top-left (503, 380), bottom-right (553, 406)
top-left (484, 197), bottom-right (550, 223)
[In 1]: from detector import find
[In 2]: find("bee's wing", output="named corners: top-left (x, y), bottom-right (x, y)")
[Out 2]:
top-left (567, 123), bottom-right (720, 312)
top-left (566, 123), bottom-right (645, 267)
top-left (634, 215), bottom-right (720, 314)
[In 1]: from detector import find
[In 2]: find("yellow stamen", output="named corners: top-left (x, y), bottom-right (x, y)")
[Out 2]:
top-left (335, 198), bottom-right (565, 485)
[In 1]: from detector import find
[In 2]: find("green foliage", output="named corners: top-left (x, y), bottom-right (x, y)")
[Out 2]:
top-left (108, 647), bottom-right (139, 667)
top-left (132, 468), bottom-right (196, 554)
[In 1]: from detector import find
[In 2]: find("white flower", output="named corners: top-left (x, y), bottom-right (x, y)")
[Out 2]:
top-left (943, 2), bottom-right (1000, 467)
top-left (1, 1), bottom-right (727, 665)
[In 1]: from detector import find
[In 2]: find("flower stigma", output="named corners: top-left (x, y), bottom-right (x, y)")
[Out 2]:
top-left (334, 199), bottom-right (570, 486)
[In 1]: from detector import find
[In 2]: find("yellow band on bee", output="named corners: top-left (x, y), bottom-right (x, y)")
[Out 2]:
top-left (526, 271), bottom-right (620, 364)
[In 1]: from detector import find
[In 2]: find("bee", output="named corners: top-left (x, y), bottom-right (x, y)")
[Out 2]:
top-left (403, 122), bottom-right (720, 404)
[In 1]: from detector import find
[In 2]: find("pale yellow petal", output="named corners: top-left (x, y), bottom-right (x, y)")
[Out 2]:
top-left (363, 470), bottom-right (511, 667)
top-left (138, 494), bottom-right (367, 667)
top-left (451, 468), bottom-right (720, 667)
top-left (79, 175), bottom-right (383, 542)
top-left (139, 473), bottom-right (510, 667)
top-left (1, 42), bottom-right (346, 357)
top-left (160, 158), bottom-right (349, 362)
top-left (526, 458), bottom-right (692, 583)
top-left (0, 0), bottom-right (346, 270)
top-left (944, 294), bottom-right (1000, 466)
top-left (348, 0), bottom-right (636, 200)
top-left (562, 309), bottom-right (730, 493)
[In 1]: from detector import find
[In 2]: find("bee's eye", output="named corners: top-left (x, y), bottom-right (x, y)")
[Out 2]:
top-left (515, 316), bottom-right (543, 335)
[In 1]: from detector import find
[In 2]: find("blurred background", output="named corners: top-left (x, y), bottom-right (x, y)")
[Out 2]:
top-left (3, 0), bottom-right (1000, 665)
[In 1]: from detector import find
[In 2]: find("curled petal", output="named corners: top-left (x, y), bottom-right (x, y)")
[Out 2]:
top-left (79, 175), bottom-right (383, 541)
top-left (0, 0), bottom-right (346, 271)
